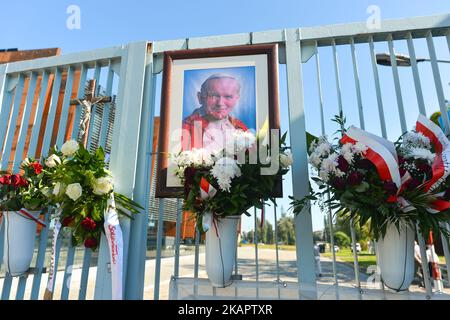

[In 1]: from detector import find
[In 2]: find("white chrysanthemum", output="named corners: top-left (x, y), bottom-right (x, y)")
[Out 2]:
top-left (309, 152), bottom-right (322, 168)
top-left (315, 142), bottom-right (332, 157)
top-left (334, 169), bottom-right (345, 178)
top-left (61, 140), bottom-right (79, 156)
top-left (280, 151), bottom-right (293, 168)
top-left (319, 170), bottom-right (329, 182)
top-left (309, 140), bottom-right (318, 154)
top-left (406, 147), bottom-right (435, 164)
top-left (227, 130), bottom-right (256, 154)
top-left (320, 153), bottom-right (339, 173)
top-left (173, 148), bottom-right (213, 167)
top-left (340, 143), bottom-right (353, 155)
top-left (65, 183), bottom-right (82, 201)
top-left (343, 151), bottom-right (354, 164)
top-left (92, 176), bottom-right (114, 195)
top-left (404, 131), bottom-right (431, 149)
top-left (352, 142), bottom-right (368, 155)
top-left (45, 154), bottom-right (61, 168)
top-left (210, 157), bottom-right (241, 192)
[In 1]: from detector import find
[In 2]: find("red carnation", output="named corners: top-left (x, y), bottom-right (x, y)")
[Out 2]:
top-left (84, 238), bottom-right (98, 249)
top-left (331, 177), bottom-right (346, 190)
top-left (19, 176), bottom-right (29, 187)
top-left (407, 178), bottom-right (422, 190)
top-left (81, 217), bottom-right (97, 231)
top-left (31, 162), bottom-right (43, 175)
top-left (10, 174), bottom-right (22, 188)
top-left (347, 171), bottom-right (364, 186)
top-left (355, 159), bottom-right (373, 170)
top-left (0, 174), bottom-right (11, 185)
top-left (61, 216), bottom-right (75, 227)
top-left (383, 181), bottom-right (398, 196)
top-left (337, 156), bottom-right (349, 172)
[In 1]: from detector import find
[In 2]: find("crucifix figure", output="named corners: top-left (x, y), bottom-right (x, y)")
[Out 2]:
top-left (70, 79), bottom-right (112, 147)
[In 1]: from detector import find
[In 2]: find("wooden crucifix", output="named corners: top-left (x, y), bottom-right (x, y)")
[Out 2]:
top-left (70, 79), bottom-right (112, 147)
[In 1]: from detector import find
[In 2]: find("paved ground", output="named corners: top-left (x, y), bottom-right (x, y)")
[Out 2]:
top-left (1, 246), bottom-right (449, 300)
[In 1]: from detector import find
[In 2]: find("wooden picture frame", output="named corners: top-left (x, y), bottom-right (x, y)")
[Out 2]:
top-left (156, 43), bottom-right (280, 198)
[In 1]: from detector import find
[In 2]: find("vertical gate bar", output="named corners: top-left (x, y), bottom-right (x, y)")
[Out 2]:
top-left (426, 31), bottom-right (450, 134)
top-left (349, 220), bottom-right (361, 289)
top-left (78, 249), bottom-right (92, 300)
top-left (174, 199), bottom-right (182, 278)
top-left (406, 33), bottom-right (427, 116)
top-left (71, 65), bottom-right (87, 140)
top-left (273, 200), bottom-right (281, 299)
top-left (387, 34), bottom-right (407, 133)
top-left (56, 66), bottom-right (75, 147)
top-left (327, 201), bottom-right (339, 299)
top-left (368, 36), bottom-right (388, 138)
top-left (331, 40), bottom-right (343, 114)
top-left (15, 276), bottom-right (27, 300)
top-left (194, 226), bottom-right (200, 297)
top-left (439, 223), bottom-right (450, 286)
top-left (99, 61), bottom-right (114, 148)
top-left (0, 63), bottom-right (9, 126)
top-left (334, 38), bottom-right (361, 291)
top-left (125, 51), bottom-right (154, 299)
top-left (0, 68), bottom-right (12, 153)
top-left (153, 198), bottom-right (165, 300)
top-left (41, 68), bottom-right (62, 157)
top-left (61, 240), bottom-right (76, 300)
top-left (30, 209), bottom-right (51, 299)
top-left (1, 275), bottom-right (13, 300)
top-left (86, 62), bottom-right (101, 151)
top-left (253, 207), bottom-right (259, 298)
top-left (13, 71), bottom-right (37, 172)
top-left (315, 42), bottom-right (339, 288)
top-left (0, 215), bottom-right (4, 269)
top-left (350, 37), bottom-right (366, 130)
top-left (416, 226), bottom-right (433, 297)
top-left (314, 42), bottom-right (325, 134)
top-left (1, 73), bottom-right (25, 169)
top-left (28, 71), bottom-right (49, 158)
top-left (284, 28), bottom-right (317, 298)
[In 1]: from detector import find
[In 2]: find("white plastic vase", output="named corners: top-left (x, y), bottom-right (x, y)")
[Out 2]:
top-left (205, 215), bottom-right (240, 287)
top-left (376, 222), bottom-right (415, 292)
top-left (3, 210), bottom-right (40, 276)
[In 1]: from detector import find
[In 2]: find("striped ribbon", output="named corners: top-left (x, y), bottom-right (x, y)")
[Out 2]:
top-left (18, 208), bottom-right (46, 227)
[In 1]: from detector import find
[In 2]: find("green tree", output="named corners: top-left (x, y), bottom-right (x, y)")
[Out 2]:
top-left (277, 213), bottom-right (295, 245)
top-left (334, 231), bottom-right (351, 247)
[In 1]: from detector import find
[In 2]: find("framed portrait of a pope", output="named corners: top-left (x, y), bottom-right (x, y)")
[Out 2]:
top-left (156, 44), bottom-right (280, 198)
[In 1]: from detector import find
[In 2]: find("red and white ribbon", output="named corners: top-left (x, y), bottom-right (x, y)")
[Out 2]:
top-left (105, 194), bottom-right (124, 300)
top-left (18, 208), bottom-right (46, 227)
top-left (415, 114), bottom-right (450, 192)
top-left (200, 177), bottom-right (217, 200)
top-left (341, 126), bottom-right (401, 188)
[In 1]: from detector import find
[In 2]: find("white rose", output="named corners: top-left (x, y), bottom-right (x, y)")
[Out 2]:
top-left (45, 154), bottom-right (61, 168)
top-left (280, 151), bottom-right (293, 168)
top-left (66, 183), bottom-right (82, 201)
top-left (52, 182), bottom-right (65, 196)
top-left (61, 140), bottom-right (79, 156)
top-left (92, 177), bottom-right (114, 195)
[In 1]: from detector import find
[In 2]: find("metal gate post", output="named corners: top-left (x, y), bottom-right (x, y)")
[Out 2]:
top-left (94, 41), bottom-right (148, 299)
top-left (284, 28), bottom-right (317, 299)
top-left (124, 45), bottom-right (157, 299)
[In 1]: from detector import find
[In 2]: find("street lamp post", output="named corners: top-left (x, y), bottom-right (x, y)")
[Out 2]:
top-left (376, 53), bottom-right (450, 66)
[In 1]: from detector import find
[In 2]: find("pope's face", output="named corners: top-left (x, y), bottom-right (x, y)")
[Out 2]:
top-left (198, 78), bottom-right (240, 120)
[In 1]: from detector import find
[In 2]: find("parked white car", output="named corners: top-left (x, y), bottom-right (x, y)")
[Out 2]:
top-left (351, 243), bottom-right (362, 253)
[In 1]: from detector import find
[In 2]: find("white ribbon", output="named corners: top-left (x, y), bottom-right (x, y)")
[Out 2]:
top-left (202, 212), bottom-right (213, 232)
top-left (104, 194), bottom-right (124, 300)
top-left (44, 206), bottom-right (62, 299)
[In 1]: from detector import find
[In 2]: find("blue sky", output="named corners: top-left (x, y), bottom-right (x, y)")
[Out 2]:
top-left (2, 1), bottom-right (450, 233)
